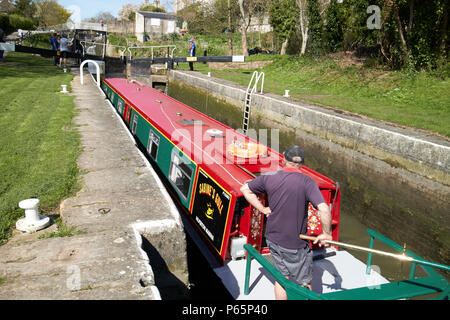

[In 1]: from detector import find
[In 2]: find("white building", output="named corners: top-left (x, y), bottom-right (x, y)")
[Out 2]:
top-left (173, 0), bottom-right (272, 34)
top-left (135, 11), bottom-right (178, 42)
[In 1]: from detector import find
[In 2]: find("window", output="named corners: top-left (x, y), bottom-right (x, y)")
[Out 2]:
top-left (147, 130), bottom-right (160, 161)
top-left (169, 152), bottom-right (193, 199)
top-left (132, 114), bottom-right (138, 135)
top-left (117, 99), bottom-right (124, 115)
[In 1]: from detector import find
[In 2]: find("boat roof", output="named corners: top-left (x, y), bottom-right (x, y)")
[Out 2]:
top-left (104, 78), bottom-right (337, 194)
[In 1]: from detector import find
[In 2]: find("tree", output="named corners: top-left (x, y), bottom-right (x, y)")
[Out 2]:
top-left (177, 2), bottom-right (207, 34)
top-left (306, 0), bottom-right (324, 56)
top-left (324, 0), bottom-right (347, 53)
top-left (376, 0), bottom-right (448, 69)
top-left (10, 0), bottom-right (35, 19)
top-left (83, 12), bottom-right (116, 23)
top-left (118, 3), bottom-right (140, 21)
top-left (140, 5), bottom-right (165, 13)
top-left (269, 0), bottom-right (298, 54)
top-left (238, 0), bottom-right (267, 56)
top-left (118, 1), bottom-right (166, 22)
top-left (296, 0), bottom-right (309, 55)
top-left (34, 0), bottom-right (71, 26)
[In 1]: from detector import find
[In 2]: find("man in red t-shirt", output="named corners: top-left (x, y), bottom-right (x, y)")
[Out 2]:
top-left (240, 145), bottom-right (332, 300)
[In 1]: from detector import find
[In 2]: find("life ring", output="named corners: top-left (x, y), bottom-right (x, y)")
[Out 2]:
top-left (227, 141), bottom-right (268, 158)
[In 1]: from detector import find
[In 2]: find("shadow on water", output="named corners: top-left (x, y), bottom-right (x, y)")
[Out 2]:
top-left (185, 232), bottom-right (234, 300)
top-left (141, 231), bottom-right (233, 300)
top-left (140, 236), bottom-right (189, 300)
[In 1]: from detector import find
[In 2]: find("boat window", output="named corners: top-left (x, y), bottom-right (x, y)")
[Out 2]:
top-left (147, 130), bottom-right (159, 161)
top-left (169, 152), bottom-right (193, 199)
top-left (117, 99), bottom-right (124, 114)
top-left (132, 114), bottom-right (138, 135)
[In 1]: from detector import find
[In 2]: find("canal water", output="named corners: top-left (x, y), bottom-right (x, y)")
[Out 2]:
top-left (166, 80), bottom-right (449, 283)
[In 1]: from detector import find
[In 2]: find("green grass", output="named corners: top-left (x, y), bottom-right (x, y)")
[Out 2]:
top-left (177, 54), bottom-right (450, 137)
top-left (38, 216), bottom-right (84, 239)
top-left (0, 52), bottom-right (81, 244)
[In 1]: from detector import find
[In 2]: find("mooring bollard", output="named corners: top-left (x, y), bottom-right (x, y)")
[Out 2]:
top-left (60, 85), bottom-right (69, 93)
top-left (284, 90), bottom-right (290, 97)
top-left (16, 198), bottom-right (51, 233)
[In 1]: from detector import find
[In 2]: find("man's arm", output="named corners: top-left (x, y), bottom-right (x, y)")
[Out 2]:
top-left (314, 202), bottom-right (332, 247)
top-left (240, 183), bottom-right (271, 216)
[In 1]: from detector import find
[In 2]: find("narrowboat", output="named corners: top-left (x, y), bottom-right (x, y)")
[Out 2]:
top-left (101, 77), bottom-right (449, 300)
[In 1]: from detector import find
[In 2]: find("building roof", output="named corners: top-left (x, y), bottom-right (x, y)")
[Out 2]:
top-left (137, 11), bottom-right (177, 20)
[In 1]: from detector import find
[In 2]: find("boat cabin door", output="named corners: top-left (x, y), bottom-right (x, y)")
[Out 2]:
top-left (241, 195), bottom-right (266, 254)
top-left (124, 104), bottom-right (132, 125)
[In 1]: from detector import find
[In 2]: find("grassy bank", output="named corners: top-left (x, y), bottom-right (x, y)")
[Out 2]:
top-left (178, 54), bottom-right (450, 138)
top-left (0, 52), bottom-right (81, 243)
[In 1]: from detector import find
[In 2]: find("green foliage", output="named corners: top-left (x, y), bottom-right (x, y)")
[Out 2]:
top-left (8, 13), bottom-right (35, 31)
top-left (306, 0), bottom-right (324, 57)
top-left (38, 216), bottom-right (84, 239)
top-left (324, 0), bottom-right (347, 53)
top-left (8, 0), bottom-right (36, 19)
top-left (140, 5), bottom-right (165, 13)
top-left (0, 13), bottom-right (12, 34)
top-left (0, 12), bottom-right (35, 35)
top-left (269, 0), bottom-right (298, 41)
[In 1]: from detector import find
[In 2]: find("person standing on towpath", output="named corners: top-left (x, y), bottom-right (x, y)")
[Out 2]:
top-left (188, 37), bottom-right (196, 71)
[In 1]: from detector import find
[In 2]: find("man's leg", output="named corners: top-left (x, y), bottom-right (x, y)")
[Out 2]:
top-left (274, 279), bottom-right (288, 300)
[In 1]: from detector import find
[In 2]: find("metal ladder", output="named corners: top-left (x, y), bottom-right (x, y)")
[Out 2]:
top-left (242, 71), bottom-right (264, 135)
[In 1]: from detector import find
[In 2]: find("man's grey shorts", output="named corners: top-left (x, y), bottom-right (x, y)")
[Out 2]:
top-left (266, 239), bottom-right (313, 286)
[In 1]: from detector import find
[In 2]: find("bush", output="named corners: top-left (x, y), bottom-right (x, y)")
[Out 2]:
top-left (8, 14), bottom-right (35, 31)
top-left (0, 13), bottom-right (12, 35)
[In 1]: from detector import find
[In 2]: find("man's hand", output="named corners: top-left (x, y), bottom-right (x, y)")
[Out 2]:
top-left (261, 207), bottom-right (271, 217)
top-left (313, 233), bottom-right (332, 247)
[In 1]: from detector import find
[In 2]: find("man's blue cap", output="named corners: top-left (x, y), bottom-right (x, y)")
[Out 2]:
top-left (189, 38), bottom-right (194, 42)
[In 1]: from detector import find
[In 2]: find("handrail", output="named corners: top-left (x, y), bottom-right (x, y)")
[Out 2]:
top-left (243, 244), bottom-right (323, 300)
top-left (247, 71), bottom-right (264, 94)
top-left (80, 60), bottom-right (100, 87)
top-left (244, 232), bottom-right (448, 300)
top-left (364, 229), bottom-right (447, 278)
top-left (127, 45), bottom-right (177, 60)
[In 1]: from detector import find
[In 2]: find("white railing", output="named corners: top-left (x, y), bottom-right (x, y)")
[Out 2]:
top-left (80, 60), bottom-right (101, 87)
top-left (48, 22), bottom-right (108, 32)
top-left (247, 70), bottom-right (265, 94)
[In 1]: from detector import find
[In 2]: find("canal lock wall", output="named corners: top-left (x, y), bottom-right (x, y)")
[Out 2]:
top-left (168, 70), bottom-right (450, 272)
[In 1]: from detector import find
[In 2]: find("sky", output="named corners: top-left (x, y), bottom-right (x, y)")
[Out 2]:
top-left (57, 0), bottom-right (174, 21)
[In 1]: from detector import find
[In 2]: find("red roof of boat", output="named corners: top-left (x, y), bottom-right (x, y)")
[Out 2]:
top-left (105, 78), bottom-right (337, 194)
